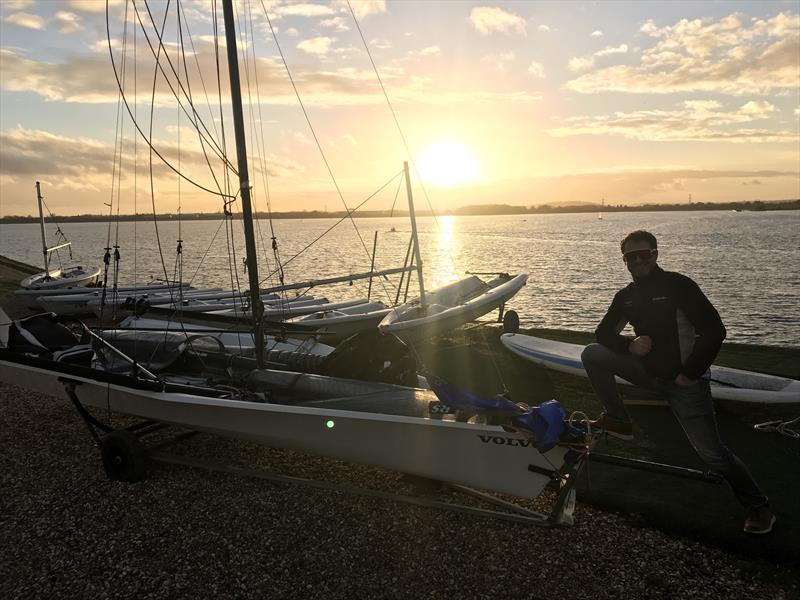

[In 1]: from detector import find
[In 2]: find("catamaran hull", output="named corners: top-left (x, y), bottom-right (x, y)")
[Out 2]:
top-left (39, 287), bottom-right (225, 316)
top-left (288, 304), bottom-right (391, 344)
top-left (0, 357), bottom-right (568, 499)
top-left (380, 274), bottom-right (528, 342)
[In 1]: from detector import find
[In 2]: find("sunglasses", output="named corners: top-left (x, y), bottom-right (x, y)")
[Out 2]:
top-left (623, 248), bottom-right (656, 263)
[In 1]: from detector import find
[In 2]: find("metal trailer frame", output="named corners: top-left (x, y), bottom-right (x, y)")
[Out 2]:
top-left (60, 378), bottom-right (587, 527)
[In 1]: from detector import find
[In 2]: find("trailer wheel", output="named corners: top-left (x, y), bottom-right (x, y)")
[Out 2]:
top-left (502, 310), bottom-right (520, 333)
top-left (101, 430), bottom-right (146, 482)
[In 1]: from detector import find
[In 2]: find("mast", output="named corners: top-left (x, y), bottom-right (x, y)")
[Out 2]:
top-left (221, 0), bottom-right (264, 367)
top-left (35, 181), bottom-right (50, 280)
top-left (403, 162), bottom-right (426, 308)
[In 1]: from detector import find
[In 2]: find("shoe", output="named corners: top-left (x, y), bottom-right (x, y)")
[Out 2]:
top-left (743, 506), bottom-right (776, 535)
top-left (589, 414), bottom-right (634, 440)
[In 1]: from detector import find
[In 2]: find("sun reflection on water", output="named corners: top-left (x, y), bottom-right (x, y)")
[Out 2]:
top-left (427, 215), bottom-right (460, 289)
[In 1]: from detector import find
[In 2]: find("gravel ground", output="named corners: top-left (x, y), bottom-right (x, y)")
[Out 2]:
top-left (1, 382), bottom-right (797, 600)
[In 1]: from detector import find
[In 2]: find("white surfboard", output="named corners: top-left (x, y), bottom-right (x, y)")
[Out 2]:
top-left (500, 333), bottom-right (800, 404)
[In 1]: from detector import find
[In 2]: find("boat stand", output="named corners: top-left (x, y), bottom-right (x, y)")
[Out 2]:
top-left (147, 448), bottom-right (584, 527)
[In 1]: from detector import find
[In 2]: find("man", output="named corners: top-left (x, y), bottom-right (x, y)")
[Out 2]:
top-left (581, 230), bottom-right (775, 535)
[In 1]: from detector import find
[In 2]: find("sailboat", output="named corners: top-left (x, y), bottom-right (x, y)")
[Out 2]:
top-left (597, 197), bottom-right (604, 221)
top-left (19, 182), bottom-right (101, 290)
top-left (0, 1), bottom-right (583, 511)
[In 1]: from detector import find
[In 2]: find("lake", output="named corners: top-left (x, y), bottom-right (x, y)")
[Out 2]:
top-left (1, 210), bottom-right (797, 346)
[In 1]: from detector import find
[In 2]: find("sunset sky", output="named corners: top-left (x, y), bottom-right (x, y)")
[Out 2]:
top-left (1, 0), bottom-right (798, 217)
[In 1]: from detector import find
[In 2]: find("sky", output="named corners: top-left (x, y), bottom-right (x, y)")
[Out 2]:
top-left (0, 0), bottom-right (798, 217)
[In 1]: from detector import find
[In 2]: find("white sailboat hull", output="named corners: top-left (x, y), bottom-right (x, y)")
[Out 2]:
top-left (111, 316), bottom-right (335, 358)
top-left (38, 287), bottom-right (225, 316)
top-left (20, 266), bottom-right (102, 290)
top-left (0, 357), bottom-right (568, 499)
top-left (287, 302), bottom-right (390, 344)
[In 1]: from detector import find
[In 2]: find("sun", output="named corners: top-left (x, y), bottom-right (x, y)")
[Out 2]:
top-left (417, 140), bottom-right (480, 187)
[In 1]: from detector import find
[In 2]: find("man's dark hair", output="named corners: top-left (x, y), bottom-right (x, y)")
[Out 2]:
top-left (620, 230), bottom-right (658, 253)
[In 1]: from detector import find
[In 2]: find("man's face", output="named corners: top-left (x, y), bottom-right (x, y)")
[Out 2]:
top-left (622, 239), bottom-right (658, 278)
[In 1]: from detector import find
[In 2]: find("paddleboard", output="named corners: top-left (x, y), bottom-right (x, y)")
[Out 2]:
top-left (500, 333), bottom-right (800, 404)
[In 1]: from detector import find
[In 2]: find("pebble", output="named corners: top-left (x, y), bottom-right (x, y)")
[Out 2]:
top-left (0, 382), bottom-right (796, 600)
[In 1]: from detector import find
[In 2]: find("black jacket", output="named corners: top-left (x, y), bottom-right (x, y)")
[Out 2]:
top-left (595, 266), bottom-right (726, 380)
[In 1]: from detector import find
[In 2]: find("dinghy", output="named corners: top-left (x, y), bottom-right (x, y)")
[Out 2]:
top-left (500, 333), bottom-right (800, 404)
top-left (19, 182), bottom-right (101, 290)
top-left (15, 281), bottom-right (189, 310)
top-left (286, 302), bottom-right (391, 344)
top-left (39, 286), bottom-right (224, 316)
top-left (109, 316), bottom-right (335, 360)
top-left (380, 274), bottom-right (528, 343)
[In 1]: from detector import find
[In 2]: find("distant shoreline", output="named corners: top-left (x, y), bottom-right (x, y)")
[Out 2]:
top-left (1, 199), bottom-right (797, 223)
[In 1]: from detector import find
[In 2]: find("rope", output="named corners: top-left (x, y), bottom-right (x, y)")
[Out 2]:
top-left (753, 417), bottom-right (800, 439)
top-left (258, 170), bottom-right (403, 285)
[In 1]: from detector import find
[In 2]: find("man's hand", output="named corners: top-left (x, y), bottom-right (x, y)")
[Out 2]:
top-left (674, 373), bottom-right (697, 387)
top-left (628, 335), bottom-right (652, 357)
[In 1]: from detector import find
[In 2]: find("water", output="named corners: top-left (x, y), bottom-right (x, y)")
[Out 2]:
top-left (2, 210), bottom-right (798, 346)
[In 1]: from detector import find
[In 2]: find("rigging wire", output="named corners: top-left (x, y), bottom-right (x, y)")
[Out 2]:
top-left (345, 0), bottom-right (444, 234)
top-left (260, 169), bottom-right (403, 284)
top-left (243, 0), bottom-right (285, 294)
top-left (256, 0), bottom-right (377, 267)
top-left (238, 0), bottom-right (277, 288)
top-left (173, 0), bottom-right (231, 200)
top-left (105, 0), bottom-right (235, 199)
top-left (145, 0), bottom-right (173, 287)
top-left (138, 0), bottom-right (234, 168)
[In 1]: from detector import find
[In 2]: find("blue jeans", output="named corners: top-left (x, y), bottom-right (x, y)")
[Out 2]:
top-left (581, 343), bottom-right (768, 509)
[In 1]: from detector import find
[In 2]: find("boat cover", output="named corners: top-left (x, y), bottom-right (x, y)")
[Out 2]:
top-left (430, 378), bottom-right (575, 452)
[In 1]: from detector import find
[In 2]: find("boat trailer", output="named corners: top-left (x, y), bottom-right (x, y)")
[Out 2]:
top-left (59, 378), bottom-right (721, 528)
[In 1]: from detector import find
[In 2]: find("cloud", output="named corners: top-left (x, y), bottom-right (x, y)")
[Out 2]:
top-left (334, 0), bottom-right (386, 19)
top-left (67, 0), bottom-right (123, 13)
top-left (469, 6), bottom-right (526, 36)
top-left (538, 24), bottom-right (551, 33)
top-left (568, 11), bottom-right (800, 94)
top-left (297, 37), bottom-right (335, 55)
top-left (546, 99), bottom-right (792, 142)
top-left (0, 127), bottom-right (304, 214)
top-left (0, 41), bottom-right (540, 111)
top-left (595, 43), bottom-right (628, 57)
top-left (590, 30), bottom-right (604, 38)
top-left (738, 100), bottom-right (776, 118)
top-left (273, 3), bottom-right (336, 18)
top-left (568, 56), bottom-right (595, 73)
top-left (528, 61), bottom-right (545, 78)
top-left (54, 11), bottom-right (81, 34)
top-left (1, 0), bottom-right (34, 10)
top-left (4, 11), bottom-right (44, 30)
top-left (568, 43), bottom-right (629, 72)
top-left (321, 16), bottom-right (350, 31)
top-left (370, 38), bottom-right (392, 50)
top-left (408, 46), bottom-right (441, 58)
top-left (481, 51), bottom-right (515, 70)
